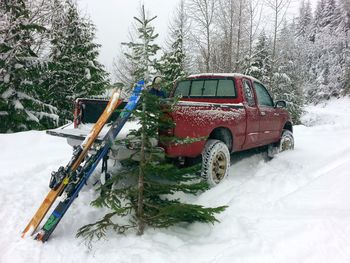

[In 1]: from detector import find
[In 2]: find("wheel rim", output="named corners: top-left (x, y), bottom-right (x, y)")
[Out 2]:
top-left (280, 135), bottom-right (293, 151)
top-left (212, 151), bottom-right (227, 183)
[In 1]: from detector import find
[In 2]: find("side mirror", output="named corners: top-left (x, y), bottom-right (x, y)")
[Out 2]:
top-left (275, 100), bottom-right (287, 108)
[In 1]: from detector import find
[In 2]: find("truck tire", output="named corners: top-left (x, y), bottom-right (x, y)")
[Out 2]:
top-left (202, 139), bottom-right (230, 186)
top-left (268, 129), bottom-right (294, 158)
top-left (278, 129), bottom-right (294, 152)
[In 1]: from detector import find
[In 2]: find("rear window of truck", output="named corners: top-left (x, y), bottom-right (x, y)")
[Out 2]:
top-left (174, 79), bottom-right (236, 98)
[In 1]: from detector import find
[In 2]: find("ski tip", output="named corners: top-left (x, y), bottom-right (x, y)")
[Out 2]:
top-left (134, 80), bottom-right (144, 93)
top-left (34, 231), bottom-right (44, 242)
top-left (137, 79), bottom-right (145, 85)
top-left (21, 225), bottom-right (35, 239)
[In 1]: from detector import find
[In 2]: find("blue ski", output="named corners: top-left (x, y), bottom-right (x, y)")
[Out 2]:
top-left (35, 80), bottom-right (144, 242)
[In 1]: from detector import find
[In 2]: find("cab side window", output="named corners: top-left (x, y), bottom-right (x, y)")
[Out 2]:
top-left (253, 82), bottom-right (273, 107)
top-left (174, 80), bottom-right (190, 97)
top-left (243, 80), bottom-right (255, 106)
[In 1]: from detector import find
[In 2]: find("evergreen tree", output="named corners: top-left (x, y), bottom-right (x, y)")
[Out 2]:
top-left (159, 32), bottom-right (187, 92)
top-left (297, 0), bottom-right (313, 39)
top-left (246, 31), bottom-right (271, 84)
top-left (45, 0), bottom-right (108, 122)
top-left (166, 0), bottom-right (193, 73)
top-left (157, 0), bottom-right (191, 92)
top-left (308, 0), bottom-right (346, 102)
top-left (313, 0), bottom-right (326, 35)
top-left (77, 5), bottom-right (226, 243)
top-left (121, 5), bottom-right (161, 89)
top-left (272, 21), bottom-right (304, 124)
top-left (296, 0), bottom-right (314, 82)
top-left (0, 0), bottom-right (58, 133)
top-left (77, 89), bottom-right (226, 243)
top-left (337, 0), bottom-right (350, 95)
top-left (321, 0), bottom-right (337, 28)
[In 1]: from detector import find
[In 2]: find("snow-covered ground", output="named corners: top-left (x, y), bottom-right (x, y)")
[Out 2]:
top-left (1, 98), bottom-right (350, 263)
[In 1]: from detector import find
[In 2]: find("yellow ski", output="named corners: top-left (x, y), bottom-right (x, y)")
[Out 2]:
top-left (21, 90), bottom-right (121, 238)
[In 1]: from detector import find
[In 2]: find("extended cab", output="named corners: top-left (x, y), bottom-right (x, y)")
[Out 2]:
top-left (47, 73), bottom-right (294, 186)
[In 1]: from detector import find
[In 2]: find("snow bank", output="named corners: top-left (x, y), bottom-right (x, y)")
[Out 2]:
top-left (1, 97), bottom-right (350, 263)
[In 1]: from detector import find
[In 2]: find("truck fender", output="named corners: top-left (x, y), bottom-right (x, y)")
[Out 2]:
top-left (209, 127), bottom-right (233, 152)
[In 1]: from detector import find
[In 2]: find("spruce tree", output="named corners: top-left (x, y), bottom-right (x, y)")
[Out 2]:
top-left (77, 5), bottom-right (226, 243)
top-left (295, 0), bottom-right (314, 91)
top-left (45, 0), bottom-right (108, 123)
top-left (337, 0), bottom-right (350, 96)
top-left (297, 0), bottom-right (313, 39)
top-left (77, 89), bottom-right (226, 243)
top-left (308, 0), bottom-right (346, 102)
top-left (0, 0), bottom-right (58, 132)
top-left (246, 31), bottom-right (271, 84)
top-left (271, 21), bottom-right (304, 124)
top-left (159, 33), bottom-right (187, 92)
top-left (121, 5), bottom-right (160, 90)
top-left (158, 0), bottom-right (191, 92)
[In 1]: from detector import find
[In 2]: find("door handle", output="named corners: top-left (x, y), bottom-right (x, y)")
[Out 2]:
top-left (261, 111), bottom-right (266, 116)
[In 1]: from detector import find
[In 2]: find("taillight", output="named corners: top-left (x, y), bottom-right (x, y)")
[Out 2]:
top-left (159, 112), bottom-right (174, 137)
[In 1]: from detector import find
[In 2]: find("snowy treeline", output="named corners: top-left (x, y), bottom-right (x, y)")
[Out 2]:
top-left (185, 0), bottom-right (350, 121)
top-left (1, 0), bottom-right (348, 132)
top-left (189, 0), bottom-right (349, 121)
top-left (0, 0), bottom-right (108, 133)
top-left (115, 0), bottom-right (349, 124)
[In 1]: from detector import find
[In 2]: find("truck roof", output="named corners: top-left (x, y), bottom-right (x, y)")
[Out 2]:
top-left (187, 73), bottom-right (261, 84)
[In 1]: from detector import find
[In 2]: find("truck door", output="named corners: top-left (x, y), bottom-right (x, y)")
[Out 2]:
top-left (241, 78), bottom-right (260, 149)
top-left (252, 81), bottom-right (281, 144)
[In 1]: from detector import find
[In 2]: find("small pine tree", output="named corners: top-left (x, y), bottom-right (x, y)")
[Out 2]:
top-left (77, 6), bottom-right (226, 243)
top-left (45, 0), bottom-right (108, 123)
top-left (77, 89), bottom-right (226, 244)
top-left (159, 32), bottom-right (187, 92)
top-left (0, 0), bottom-right (58, 132)
top-left (121, 5), bottom-right (161, 90)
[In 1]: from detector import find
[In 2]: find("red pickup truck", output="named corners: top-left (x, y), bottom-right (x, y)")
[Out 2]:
top-left (47, 73), bottom-right (294, 186)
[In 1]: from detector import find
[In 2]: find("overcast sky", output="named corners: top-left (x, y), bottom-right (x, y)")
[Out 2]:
top-left (77, 0), bottom-right (181, 76)
top-left (77, 0), bottom-right (318, 78)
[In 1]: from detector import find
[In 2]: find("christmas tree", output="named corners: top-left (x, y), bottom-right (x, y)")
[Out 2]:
top-left (77, 88), bottom-right (226, 244)
top-left (77, 6), bottom-right (226, 244)
top-left (120, 5), bottom-right (160, 91)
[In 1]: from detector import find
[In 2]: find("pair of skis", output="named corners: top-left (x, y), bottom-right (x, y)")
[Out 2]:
top-left (22, 80), bottom-right (144, 242)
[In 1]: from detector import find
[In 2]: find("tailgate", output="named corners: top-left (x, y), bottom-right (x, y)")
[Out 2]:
top-left (46, 124), bottom-right (105, 143)
top-left (46, 121), bottom-right (139, 147)
top-left (46, 98), bottom-right (131, 146)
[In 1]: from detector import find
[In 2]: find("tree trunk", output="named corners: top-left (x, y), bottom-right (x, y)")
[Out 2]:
top-left (137, 100), bottom-right (146, 235)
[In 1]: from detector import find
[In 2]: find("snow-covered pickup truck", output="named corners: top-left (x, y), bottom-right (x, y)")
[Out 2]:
top-left (47, 73), bottom-right (294, 186)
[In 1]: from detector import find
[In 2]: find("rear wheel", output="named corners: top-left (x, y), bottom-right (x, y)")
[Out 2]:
top-left (202, 139), bottom-right (230, 186)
